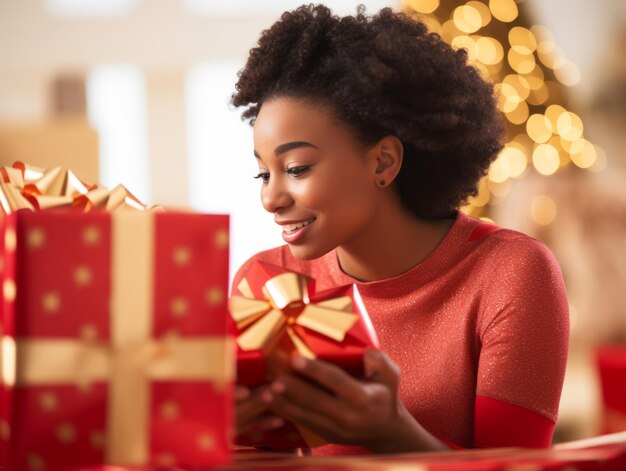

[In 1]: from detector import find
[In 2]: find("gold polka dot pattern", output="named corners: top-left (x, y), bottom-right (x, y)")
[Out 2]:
top-left (4, 228), bottom-right (16, 252)
top-left (214, 229), bottom-right (229, 249)
top-left (73, 265), bottom-right (92, 287)
top-left (56, 423), bottom-right (76, 444)
top-left (39, 393), bottom-right (59, 412)
top-left (156, 453), bottom-right (176, 467)
top-left (27, 228), bottom-right (46, 249)
top-left (26, 454), bottom-right (45, 471)
top-left (81, 226), bottom-right (101, 246)
top-left (172, 246), bottom-right (191, 266)
top-left (90, 430), bottom-right (106, 449)
top-left (159, 400), bottom-right (180, 420)
top-left (0, 419), bottom-right (10, 440)
top-left (3, 279), bottom-right (16, 302)
top-left (41, 291), bottom-right (61, 313)
top-left (206, 286), bottom-right (225, 307)
top-left (198, 432), bottom-right (215, 451)
top-left (170, 297), bottom-right (189, 317)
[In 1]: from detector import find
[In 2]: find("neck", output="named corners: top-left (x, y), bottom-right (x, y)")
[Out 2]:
top-left (336, 192), bottom-right (455, 282)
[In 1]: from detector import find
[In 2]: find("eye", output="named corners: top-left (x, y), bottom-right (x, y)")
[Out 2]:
top-left (253, 172), bottom-right (270, 184)
top-left (286, 165), bottom-right (311, 178)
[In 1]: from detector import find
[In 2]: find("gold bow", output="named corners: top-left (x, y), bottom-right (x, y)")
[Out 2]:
top-left (0, 162), bottom-right (158, 214)
top-left (229, 272), bottom-right (359, 359)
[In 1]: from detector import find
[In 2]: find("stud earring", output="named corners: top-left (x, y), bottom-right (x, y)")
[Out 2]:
top-left (378, 180), bottom-right (386, 187)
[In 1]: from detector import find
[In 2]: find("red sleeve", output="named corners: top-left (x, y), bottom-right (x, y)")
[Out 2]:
top-left (474, 236), bottom-right (569, 448)
top-left (474, 396), bottom-right (556, 448)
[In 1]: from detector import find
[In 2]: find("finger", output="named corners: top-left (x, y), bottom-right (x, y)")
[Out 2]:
top-left (235, 386), bottom-right (251, 402)
top-left (236, 386), bottom-right (272, 430)
top-left (270, 375), bottom-right (346, 420)
top-left (270, 393), bottom-right (344, 441)
top-left (241, 414), bottom-right (285, 434)
top-left (363, 349), bottom-right (400, 390)
top-left (290, 357), bottom-right (366, 401)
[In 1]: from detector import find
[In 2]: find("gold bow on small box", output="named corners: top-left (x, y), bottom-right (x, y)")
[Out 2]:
top-left (229, 270), bottom-right (359, 361)
top-left (228, 261), bottom-right (378, 449)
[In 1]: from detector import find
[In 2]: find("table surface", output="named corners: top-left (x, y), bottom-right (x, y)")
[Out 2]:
top-left (63, 432), bottom-right (626, 471)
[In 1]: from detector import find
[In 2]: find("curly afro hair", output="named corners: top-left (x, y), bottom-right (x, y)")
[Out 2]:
top-left (232, 4), bottom-right (504, 219)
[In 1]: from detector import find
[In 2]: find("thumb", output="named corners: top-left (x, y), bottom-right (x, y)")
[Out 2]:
top-left (363, 349), bottom-right (400, 389)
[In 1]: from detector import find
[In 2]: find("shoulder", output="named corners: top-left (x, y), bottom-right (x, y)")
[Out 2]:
top-left (457, 212), bottom-right (559, 272)
top-left (458, 209), bottom-right (559, 272)
top-left (473, 226), bottom-right (569, 333)
top-left (462, 219), bottom-right (568, 318)
top-left (477, 227), bottom-right (563, 280)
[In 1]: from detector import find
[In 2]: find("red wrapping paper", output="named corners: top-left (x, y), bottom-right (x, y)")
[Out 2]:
top-left (0, 210), bottom-right (233, 470)
top-left (596, 346), bottom-right (626, 434)
top-left (229, 260), bottom-right (379, 449)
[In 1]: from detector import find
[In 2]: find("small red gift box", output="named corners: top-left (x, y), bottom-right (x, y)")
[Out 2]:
top-left (228, 260), bottom-right (379, 449)
top-left (0, 164), bottom-right (233, 470)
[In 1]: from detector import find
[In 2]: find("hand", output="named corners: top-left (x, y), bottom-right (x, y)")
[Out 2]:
top-left (235, 385), bottom-right (285, 436)
top-left (266, 349), bottom-right (413, 452)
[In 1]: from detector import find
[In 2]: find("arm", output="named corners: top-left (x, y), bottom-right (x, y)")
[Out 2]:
top-left (474, 237), bottom-right (569, 448)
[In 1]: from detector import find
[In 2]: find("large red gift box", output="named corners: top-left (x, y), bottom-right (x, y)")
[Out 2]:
top-left (228, 260), bottom-right (379, 450)
top-left (0, 208), bottom-right (233, 469)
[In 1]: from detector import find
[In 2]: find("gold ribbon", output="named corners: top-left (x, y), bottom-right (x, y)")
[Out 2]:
top-left (229, 272), bottom-right (359, 360)
top-left (0, 162), bottom-right (158, 214)
top-left (0, 211), bottom-right (233, 466)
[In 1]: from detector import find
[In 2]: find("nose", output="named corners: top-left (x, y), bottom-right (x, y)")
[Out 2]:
top-left (261, 176), bottom-right (293, 213)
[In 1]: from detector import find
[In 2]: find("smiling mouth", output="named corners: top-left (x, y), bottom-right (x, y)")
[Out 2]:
top-left (283, 218), bottom-right (316, 234)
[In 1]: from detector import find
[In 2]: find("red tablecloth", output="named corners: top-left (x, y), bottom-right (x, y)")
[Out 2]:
top-left (61, 432), bottom-right (626, 471)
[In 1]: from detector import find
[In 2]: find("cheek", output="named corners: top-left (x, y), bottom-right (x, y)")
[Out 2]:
top-left (292, 167), bottom-right (375, 219)
top-left (290, 175), bottom-right (339, 210)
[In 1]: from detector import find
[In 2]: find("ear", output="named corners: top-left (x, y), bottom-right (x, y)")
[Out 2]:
top-left (369, 135), bottom-right (403, 188)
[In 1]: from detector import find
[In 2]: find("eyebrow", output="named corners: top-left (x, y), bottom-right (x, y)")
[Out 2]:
top-left (254, 141), bottom-right (320, 159)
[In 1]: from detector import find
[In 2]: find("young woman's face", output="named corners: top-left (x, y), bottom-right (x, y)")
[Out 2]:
top-left (253, 97), bottom-right (380, 260)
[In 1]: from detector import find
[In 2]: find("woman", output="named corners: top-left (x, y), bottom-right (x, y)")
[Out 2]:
top-left (230, 4), bottom-right (569, 454)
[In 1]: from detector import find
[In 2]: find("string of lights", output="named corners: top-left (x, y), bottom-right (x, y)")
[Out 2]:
top-left (403, 0), bottom-right (606, 221)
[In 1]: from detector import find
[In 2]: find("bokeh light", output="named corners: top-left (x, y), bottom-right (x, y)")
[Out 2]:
top-left (475, 36), bottom-right (503, 65)
top-left (531, 195), bottom-right (557, 225)
top-left (533, 144), bottom-right (560, 175)
top-left (507, 48), bottom-right (536, 74)
top-left (488, 0), bottom-right (518, 23)
top-left (500, 145), bottom-right (528, 178)
top-left (406, 0), bottom-right (440, 14)
top-left (570, 139), bottom-right (597, 169)
top-left (403, 0), bottom-right (598, 219)
top-left (467, 1), bottom-right (491, 27)
top-left (453, 5), bottom-right (482, 33)
top-left (556, 111), bottom-right (584, 142)
top-left (505, 100), bottom-right (529, 124)
top-left (526, 113), bottom-right (553, 144)
top-left (508, 26), bottom-right (537, 55)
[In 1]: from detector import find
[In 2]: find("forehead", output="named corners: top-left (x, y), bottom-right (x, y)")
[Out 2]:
top-left (253, 97), bottom-right (343, 143)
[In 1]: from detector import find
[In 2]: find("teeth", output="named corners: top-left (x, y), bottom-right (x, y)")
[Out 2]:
top-left (284, 219), bottom-right (314, 233)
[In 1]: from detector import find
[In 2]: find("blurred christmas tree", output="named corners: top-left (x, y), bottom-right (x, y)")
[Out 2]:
top-left (402, 0), bottom-right (606, 220)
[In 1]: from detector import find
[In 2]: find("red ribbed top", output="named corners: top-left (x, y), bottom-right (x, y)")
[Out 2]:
top-left (232, 211), bottom-right (569, 452)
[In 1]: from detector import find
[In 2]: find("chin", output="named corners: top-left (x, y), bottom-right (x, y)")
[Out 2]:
top-left (287, 243), bottom-right (332, 261)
